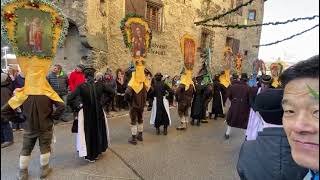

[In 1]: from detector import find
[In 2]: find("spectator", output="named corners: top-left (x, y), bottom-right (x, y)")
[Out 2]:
top-left (115, 68), bottom-right (127, 111)
top-left (237, 89), bottom-right (308, 180)
top-left (47, 65), bottom-right (60, 93)
top-left (104, 70), bottom-right (117, 112)
top-left (12, 71), bottom-right (26, 131)
top-left (68, 64), bottom-right (85, 93)
top-left (1, 73), bottom-right (15, 148)
top-left (280, 55), bottom-right (319, 179)
top-left (56, 64), bottom-right (69, 121)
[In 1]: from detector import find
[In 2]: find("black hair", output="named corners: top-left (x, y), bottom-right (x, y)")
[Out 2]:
top-left (279, 55), bottom-right (319, 87)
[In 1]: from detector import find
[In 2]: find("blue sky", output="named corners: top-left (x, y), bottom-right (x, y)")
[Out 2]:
top-left (258, 0), bottom-right (319, 62)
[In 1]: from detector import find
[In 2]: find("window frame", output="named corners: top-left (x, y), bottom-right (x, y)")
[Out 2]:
top-left (145, 1), bottom-right (163, 32)
top-left (248, 9), bottom-right (256, 21)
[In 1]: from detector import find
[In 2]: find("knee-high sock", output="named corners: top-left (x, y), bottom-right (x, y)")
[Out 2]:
top-left (40, 152), bottom-right (50, 166)
top-left (19, 156), bottom-right (31, 169)
top-left (137, 124), bottom-right (143, 132)
top-left (131, 125), bottom-right (138, 135)
top-left (226, 126), bottom-right (232, 135)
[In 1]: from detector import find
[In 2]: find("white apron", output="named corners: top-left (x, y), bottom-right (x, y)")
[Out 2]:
top-left (150, 97), bottom-right (172, 126)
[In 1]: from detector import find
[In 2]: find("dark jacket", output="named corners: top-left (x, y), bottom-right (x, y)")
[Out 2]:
top-left (237, 128), bottom-right (308, 180)
top-left (1, 78), bottom-right (15, 122)
top-left (47, 72), bottom-right (60, 93)
top-left (226, 80), bottom-right (250, 129)
top-left (176, 84), bottom-right (194, 115)
top-left (125, 86), bottom-right (147, 110)
top-left (56, 71), bottom-right (69, 96)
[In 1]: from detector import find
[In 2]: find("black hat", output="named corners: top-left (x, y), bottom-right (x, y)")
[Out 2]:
top-left (232, 73), bottom-right (239, 80)
top-left (254, 89), bottom-right (284, 125)
top-left (240, 73), bottom-right (248, 81)
top-left (155, 72), bottom-right (163, 78)
top-left (260, 74), bottom-right (272, 85)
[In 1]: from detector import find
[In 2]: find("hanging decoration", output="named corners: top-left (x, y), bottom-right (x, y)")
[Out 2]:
top-left (120, 14), bottom-right (152, 93)
top-left (270, 62), bottom-right (283, 88)
top-left (234, 53), bottom-right (243, 76)
top-left (201, 15), bottom-right (319, 28)
top-left (253, 24), bottom-right (319, 47)
top-left (179, 34), bottom-right (196, 90)
top-left (1, 0), bottom-right (69, 109)
top-left (219, 46), bottom-right (233, 88)
top-left (195, 0), bottom-right (268, 26)
top-left (199, 48), bottom-right (213, 85)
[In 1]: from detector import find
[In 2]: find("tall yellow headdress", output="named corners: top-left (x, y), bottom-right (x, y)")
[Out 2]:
top-left (1, 0), bottom-right (69, 109)
top-left (120, 14), bottom-right (152, 93)
top-left (180, 34), bottom-right (196, 90)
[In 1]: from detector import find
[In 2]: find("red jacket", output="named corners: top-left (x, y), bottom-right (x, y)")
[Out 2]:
top-left (68, 70), bottom-right (85, 92)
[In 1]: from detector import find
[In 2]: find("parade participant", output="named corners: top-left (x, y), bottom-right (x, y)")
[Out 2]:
top-left (245, 74), bottom-right (272, 140)
top-left (237, 89), bottom-right (308, 180)
top-left (191, 76), bottom-right (206, 126)
top-left (176, 81), bottom-right (194, 130)
top-left (225, 73), bottom-right (250, 139)
top-left (210, 74), bottom-right (227, 120)
top-left (150, 73), bottom-right (173, 135)
top-left (68, 66), bottom-right (114, 162)
top-left (1, 73), bottom-right (15, 148)
top-left (121, 15), bottom-right (152, 145)
top-left (105, 69), bottom-right (117, 112)
top-left (1, 1), bottom-right (69, 178)
top-left (279, 55), bottom-right (319, 179)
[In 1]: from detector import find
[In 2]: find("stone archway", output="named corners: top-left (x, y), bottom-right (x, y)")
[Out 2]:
top-left (53, 21), bottom-right (91, 74)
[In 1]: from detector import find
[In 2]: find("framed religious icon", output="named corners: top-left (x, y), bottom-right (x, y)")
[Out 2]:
top-left (15, 9), bottom-right (53, 57)
top-left (270, 63), bottom-right (283, 78)
top-left (180, 34), bottom-right (196, 70)
top-left (120, 15), bottom-right (152, 59)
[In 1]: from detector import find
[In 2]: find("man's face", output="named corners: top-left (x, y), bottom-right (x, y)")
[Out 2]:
top-left (52, 66), bottom-right (59, 73)
top-left (282, 78), bottom-right (319, 170)
top-left (75, 67), bottom-right (82, 72)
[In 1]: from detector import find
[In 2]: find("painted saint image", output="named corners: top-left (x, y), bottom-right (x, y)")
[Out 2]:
top-left (270, 63), bottom-right (283, 77)
top-left (235, 53), bottom-right (243, 74)
top-left (131, 23), bottom-right (146, 58)
top-left (25, 17), bottom-right (43, 52)
top-left (184, 38), bottom-right (195, 70)
top-left (224, 46), bottom-right (233, 70)
top-left (252, 59), bottom-right (266, 75)
top-left (15, 9), bottom-right (53, 57)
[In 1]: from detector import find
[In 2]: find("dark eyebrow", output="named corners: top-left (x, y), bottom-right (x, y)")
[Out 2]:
top-left (282, 99), bottom-right (288, 105)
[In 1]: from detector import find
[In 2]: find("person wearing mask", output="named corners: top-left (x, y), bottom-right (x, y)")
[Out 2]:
top-left (237, 89), bottom-right (308, 180)
top-left (279, 55), bottom-right (319, 179)
top-left (149, 73), bottom-right (173, 135)
top-left (224, 73), bottom-right (250, 139)
top-left (68, 66), bottom-right (114, 162)
top-left (210, 74), bottom-right (227, 120)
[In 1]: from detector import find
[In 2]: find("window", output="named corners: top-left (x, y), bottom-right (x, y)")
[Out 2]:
top-left (200, 29), bottom-right (213, 50)
top-left (146, 2), bottom-right (162, 32)
top-left (125, 0), bottom-right (147, 17)
top-left (244, 50), bottom-right (248, 56)
top-left (248, 10), bottom-right (256, 20)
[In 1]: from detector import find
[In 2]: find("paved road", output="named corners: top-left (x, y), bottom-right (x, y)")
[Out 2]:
top-left (1, 108), bottom-right (245, 180)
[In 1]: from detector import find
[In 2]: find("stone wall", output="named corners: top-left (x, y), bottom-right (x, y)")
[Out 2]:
top-left (55, 0), bottom-right (264, 76)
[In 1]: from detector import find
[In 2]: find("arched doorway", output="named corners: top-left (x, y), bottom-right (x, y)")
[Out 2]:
top-left (54, 21), bottom-right (90, 74)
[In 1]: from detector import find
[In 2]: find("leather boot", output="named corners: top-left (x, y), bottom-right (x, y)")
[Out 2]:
top-left (163, 126), bottom-right (168, 135)
top-left (196, 119), bottom-right (201, 126)
top-left (137, 132), bottom-right (143, 141)
top-left (128, 135), bottom-right (137, 145)
top-left (190, 119), bottom-right (195, 126)
top-left (40, 164), bottom-right (52, 178)
top-left (17, 169), bottom-right (28, 180)
top-left (156, 128), bottom-right (160, 135)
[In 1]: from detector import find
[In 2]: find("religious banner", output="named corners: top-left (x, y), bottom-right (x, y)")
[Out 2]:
top-left (120, 14), bottom-right (152, 93)
top-left (1, 0), bottom-right (69, 109)
top-left (252, 59), bottom-right (266, 75)
top-left (234, 53), bottom-right (243, 76)
top-left (219, 46), bottom-right (233, 88)
top-left (270, 62), bottom-right (283, 88)
top-left (179, 34), bottom-right (196, 90)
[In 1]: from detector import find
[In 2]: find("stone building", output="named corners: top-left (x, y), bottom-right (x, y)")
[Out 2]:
top-left (54, 0), bottom-right (264, 76)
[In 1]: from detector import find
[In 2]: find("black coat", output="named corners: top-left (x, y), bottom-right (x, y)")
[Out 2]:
top-left (67, 79), bottom-right (114, 160)
top-left (191, 83), bottom-right (207, 120)
top-left (237, 128), bottom-right (308, 180)
top-left (226, 80), bottom-right (250, 129)
top-left (211, 81), bottom-right (226, 115)
top-left (150, 80), bottom-right (173, 127)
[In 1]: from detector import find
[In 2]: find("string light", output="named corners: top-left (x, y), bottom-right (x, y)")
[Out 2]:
top-left (201, 15), bottom-right (319, 29)
top-left (194, 0), bottom-right (268, 25)
top-left (253, 24), bottom-right (319, 47)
